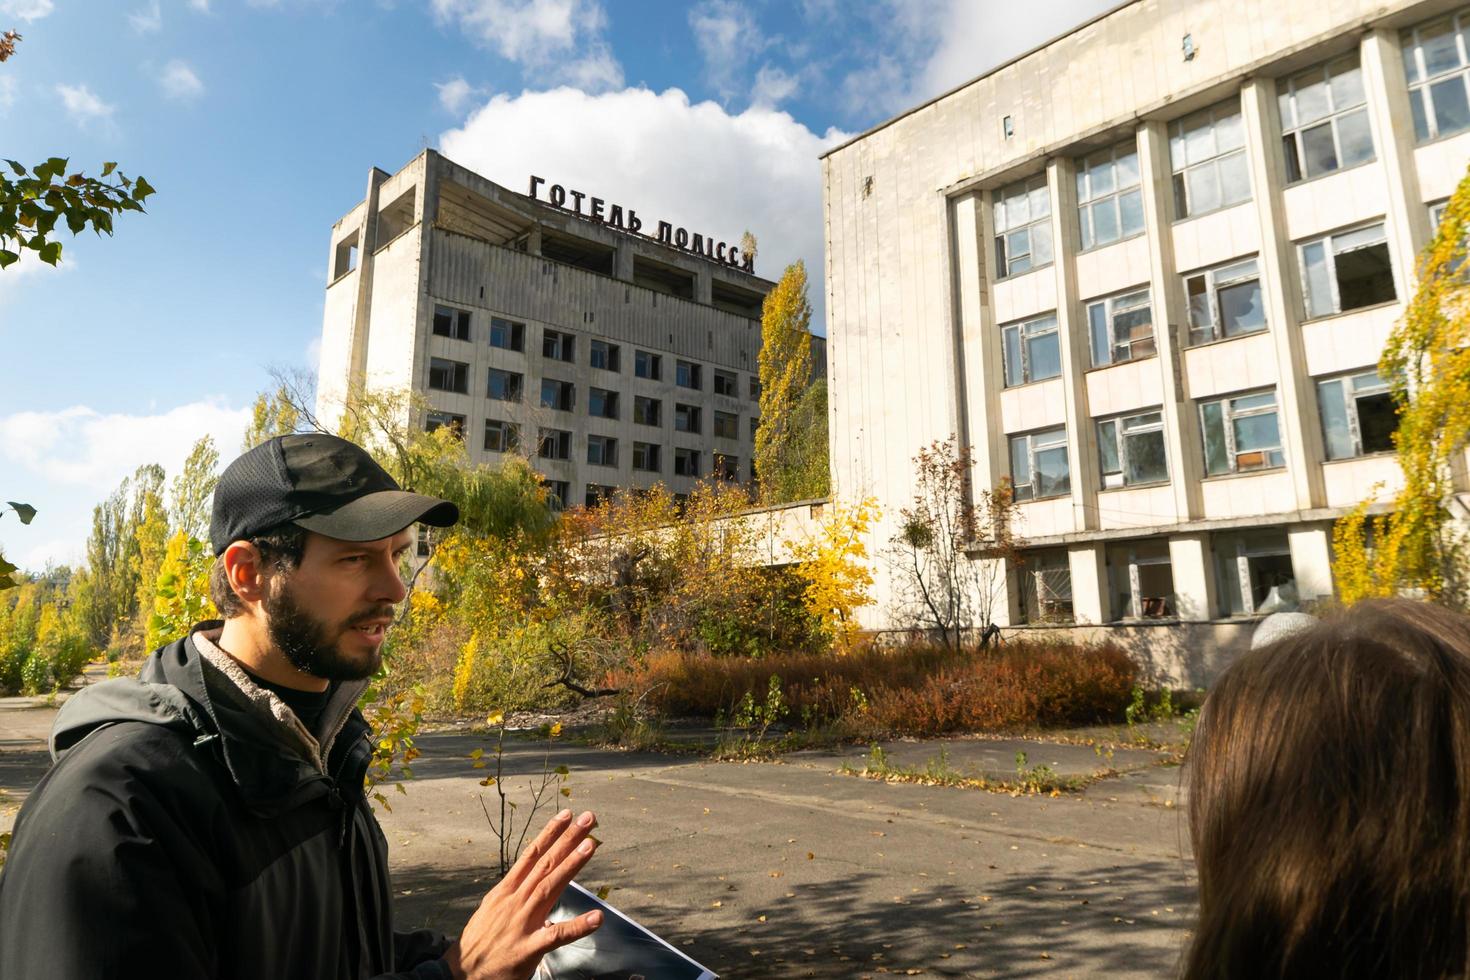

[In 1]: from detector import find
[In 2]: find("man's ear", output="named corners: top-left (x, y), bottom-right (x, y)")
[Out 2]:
top-left (222, 541), bottom-right (269, 608)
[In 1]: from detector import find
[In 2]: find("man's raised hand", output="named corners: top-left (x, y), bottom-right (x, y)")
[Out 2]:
top-left (441, 809), bottom-right (602, 980)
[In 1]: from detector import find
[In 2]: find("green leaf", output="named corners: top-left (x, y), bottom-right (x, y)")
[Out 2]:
top-left (132, 175), bottom-right (154, 203)
top-left (596, 885), bottom-right (611, 900)
top-left (37, 240), bottom-right (61, 265)
top-left (5, 160), bottom-right (26, 177)
top-left (0, 250), bottom-right (17, 269)
top-left (6, 502), bottom-right (36, 525)
top-left (101, 161), bottom-right (117, 177)
top-left (554, 765), bottom-right (569, 775)
top-left (0, 573), bottom-right (15, 591)
top-left (0, 555), bottom-right (16, 576)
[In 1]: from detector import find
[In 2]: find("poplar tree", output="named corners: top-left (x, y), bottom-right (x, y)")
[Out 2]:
top-left (755, 260), bottom-right (828, 504)
top-left (170, 436), bottom-right (219, 543)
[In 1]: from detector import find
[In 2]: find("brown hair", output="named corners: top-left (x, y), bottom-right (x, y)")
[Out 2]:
top-left (208, 523), bottom-right (308, 618)
top-left (1184, 598), bottom-right (1470, 978)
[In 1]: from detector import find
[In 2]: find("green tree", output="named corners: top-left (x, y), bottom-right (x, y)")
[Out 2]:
top-left (240, 384), bottom-right (302, 452)
top-left (1332, 167), bottom-right (1470, 608)
top-left (147, 530), bottom-right (216, 650)
top-left (127, 466), bottom-right (170, 652)
top-left (755, 260), bottom-right (828, 503)
top-left (170, 436), bottom-right (219, 542)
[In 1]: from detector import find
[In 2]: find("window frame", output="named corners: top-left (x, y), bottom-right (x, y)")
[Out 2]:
top-left (586, 434), bottom-right (618, 467)
top-left (588, 386), bottom-right (619, 420)
top-left (673, 447), bottom-right (700, 478)
top-left (1107, 539), bottom-right (1176, 621)
top-left (427, 357), bottom-right (468, 394)
top-left (1198, 389), bottom-right (1286, 476)
top-left (633, 395), bottom-right (662, 427)
top-left (584, 484), bottom-right (616, 509)
top-left (540, 377), bottom-right (575, 412)
top-left (1317, 368), bottom-right (1396, 460)
top-left (632, 441), bottom-right (661, 472)
top-left (541, 329), bottom-right (575, 363)
top-left (1075, 141), bottom-right (1144, 251)
top-left (483, 418), bottom-right (519, 454)
top-left (487, 368), bottom-right (523, 403)
top-left (1008, 426), bottom-right (1071, 502)
top-left (1169, 98), bottom-right (1251, 220)
top-left (537, 427), bottom-right (572, 461)
top-left (713, 410), bottom-right (739, 440)
top-left (712, 452), bottom-right (738, 481)
top-left (674, 402), bottom-right (702, 434)
top-left (1183, 257), bottom-right (1267, 346)
top-left (544, 480), bottom-right (569, 510)
top-left (489, 316), bottom-right (525, 352)
top-left (1403, 12), bottom-right (1470, 143)
top-left (1296, 222), bottom-right (1396, 319)
top-left (1086, 288), bottom-right (1155, 368)
top-left (426, 410), bottom-right (466, 439)
top-left (634, 349), bottom-right (662, 381)
top-left (1214, 530), bottom-right (1298, 617)
top-left (433, 305), bottom-right (472, 341)
top-left (1019, 549), bottom-right (1074, 624)
top-left (1278, 54), bottom-right (1375, 183)
top-left (1096, 409), bottom-right (1169, 489)
top-left (1000, 313), bottom-right (1061, 388)
top-left (676, 359), bottom-right (702, 390)
top-left (713, 369), bottom-right (739, 397)
top-left (589, 339), bottom-right (621, 372)
top-left (992, 173), bottom-right (1054, 279)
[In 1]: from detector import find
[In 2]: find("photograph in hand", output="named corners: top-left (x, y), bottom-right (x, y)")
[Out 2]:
top-left (536, 882), bottom-right (718, 980)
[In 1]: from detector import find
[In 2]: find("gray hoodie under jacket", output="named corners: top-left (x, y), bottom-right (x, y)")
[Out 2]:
top-left (0, 624), bottom-right (454, 979)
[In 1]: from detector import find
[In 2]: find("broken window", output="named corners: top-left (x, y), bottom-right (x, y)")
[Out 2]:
top-left (673, 448), bottom-right (700, 477)
top-left (713, 410), bottom-right (739, 439)
top-left (542, 329), bottom-right (575, 363)
top-left (487, 368), bottom-right (523, 403)
top-left (713, 453), bottom-right (738, 481)
top-left (587, 435), bottom-right (618, 467)
top-left (1076, 141), bottom-right (1143, 250)
top-left (632, 442), bottom-right (661, 472)
top-left (428, 357), bottom-right (468, 394)
top-left (1279, 55), bottom-right (1374, 182)
top-left (1184, 257), bottom-right (1266, 346)
top-left (635, 349), bottom-right (662, 380)
top-left (1299, 222), bottom-right (1396, 318)
top-left (1087, 288), bottom-right (1154, 367)
top-left (426, 411), bottom-right (465, 439)
top-left (544, 480), bottom-right (570, 510)
top-left (1403, 12), bottom-right (1470, 142)
top-left (333, 232), bottom-right (358, 280)
top-left (1214, 530), bottom-right (1298, 616)
top-left (584, 484), bottom-right (616, 508)
top-left (1001, 313), bottom-right (1061, 387)
top-left (1097, 410), bottom-right (1168, 488)
top-left (1170, 98), bottom-right (1251, 218)
top-left (483, 419), bottom-right (519, 453)
top-left (590, 339), bottom-right (620, 372)
top-left (676, 359), bottom-right (702, 390)
top-left (1199, 389), bottom-right (1285, 476)
top-left (713, 370), bottom-right (739, 397)
top-left (674, 403), bottom-right (701, 434)
top-left (1317, 369), bottom-right (1396, 460)
top-left (1106, 539), bottom-right (1176, 620)
top-left (634, 396), bottom-right (661, 426)
top-left (1019, 549), bottom-right (1073, 624)
top-left (540, 378), bottom-right (575, 412)
top-left (537, 428), bottom-right (572, 461)
top-left (993, 173), bottom-right (1053, 278)
top-left (433, 305), bottom-right (472, 341)
top-left (1009, 426), bottom-right (1071, 501)
top-left (588, 387), bottom-right (619, 420)
top-left (490, 316), bottom-right (525, 352)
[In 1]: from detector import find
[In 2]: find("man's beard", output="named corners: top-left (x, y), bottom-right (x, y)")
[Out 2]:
top-left (263, 583), bottom-right (392, 682)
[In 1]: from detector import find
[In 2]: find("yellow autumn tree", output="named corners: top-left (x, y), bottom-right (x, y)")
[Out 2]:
top-left (787, 497), bottom-right (879, 651)
top-left (1332, 167), bottom-right (1470, 607)
top-left (146, 530), bottom-right (216, 651)
top-left (755, 260), bottom-right (829, 504)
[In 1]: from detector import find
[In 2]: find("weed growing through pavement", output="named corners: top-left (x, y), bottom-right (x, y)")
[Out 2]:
top-left (469, 710), bottom-right (573, 877)
top-left (839, 743), bottom-right (1101, 796)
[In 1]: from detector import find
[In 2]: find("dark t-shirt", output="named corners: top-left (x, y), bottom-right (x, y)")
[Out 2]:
top-left (239, 665), bottom-right (334, 737)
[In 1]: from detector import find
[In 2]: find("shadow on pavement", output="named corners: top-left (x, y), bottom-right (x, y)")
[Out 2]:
top-left (390, 856), bottom-right (1195, 979)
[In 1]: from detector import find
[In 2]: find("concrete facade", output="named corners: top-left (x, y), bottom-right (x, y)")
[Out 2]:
top-left (822, 0), bottom-right (1470, 684)
top-left (317, 150), bottom-right (827, 511)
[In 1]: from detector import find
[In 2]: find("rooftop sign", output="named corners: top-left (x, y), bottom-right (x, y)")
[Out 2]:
top-left (528, 175), bottom-right (755, 274)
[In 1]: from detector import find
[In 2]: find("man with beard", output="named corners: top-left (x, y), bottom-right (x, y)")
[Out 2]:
top-left (0, 433), bottom-right (603, 979)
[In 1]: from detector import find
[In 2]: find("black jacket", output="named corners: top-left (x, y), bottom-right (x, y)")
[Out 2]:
top-left (0, 626), bottom-right (453, 979)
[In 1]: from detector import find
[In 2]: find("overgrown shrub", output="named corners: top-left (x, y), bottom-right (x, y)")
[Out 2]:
top-left (616, 638), bottom-right (1139, 736)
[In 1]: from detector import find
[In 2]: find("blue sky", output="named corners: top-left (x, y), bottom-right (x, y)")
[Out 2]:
top-left (0, 0), bottom-right (1112, 571)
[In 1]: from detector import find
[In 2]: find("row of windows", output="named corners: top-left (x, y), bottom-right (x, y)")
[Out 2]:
top-left (1000, 218), bottom-right (1401, 385)
top-left (545, 481), bottom-right (727, 511)
top-left (429, 362), bottom-right (758, 437)
top-left (1019, 528), bottom-right (1298, 624)
top-left (1006, 370), bottom-right (1396, 500)
top-left (991, 15), bottom-right (1470, 281)
top-left (432, 304), bottom-right (761, 397)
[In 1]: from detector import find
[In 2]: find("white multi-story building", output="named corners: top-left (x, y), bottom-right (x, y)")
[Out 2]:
top-left (822, 0), bottom-right (1470, 683)
top-left (316, 150), bottom-right (828, 511)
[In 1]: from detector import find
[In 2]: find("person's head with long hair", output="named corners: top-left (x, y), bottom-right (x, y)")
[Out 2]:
top-left (1184, 597), bottom-right (1470, 979)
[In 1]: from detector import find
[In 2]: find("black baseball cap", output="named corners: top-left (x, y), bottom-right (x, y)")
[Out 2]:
top-left (210, 433), bottom-right (460, 555)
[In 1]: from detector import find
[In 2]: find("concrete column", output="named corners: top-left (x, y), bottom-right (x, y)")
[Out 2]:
top-left (614, 240), bottom-right (635, 281)
top-left (1068, 542), bottom-right (1110, 624)
top-left (1287, 524), bottom-right (1335, 603)
top-left (1048, 158), bottom-right (1098, 531)
top-left (348, 167), bottom-right (390, 387)
top-left (1361, 29), bottom-right (1433, 281)
top-left (1168, 532), bottom-right (1216, 621)
top-left (1136, 121), bottom-right (1203, 520)
top-left (526, 225), bottom-right (543, 256)
top-left (694, 267), bottom-right (713, 305)
top-left (953, 192), bottom-right (1005, 491)
top-left (1240, 79), bottom-right (1325, 510)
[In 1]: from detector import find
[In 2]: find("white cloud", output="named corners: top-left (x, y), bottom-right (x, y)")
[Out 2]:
top-left (751, 64), bottom-right (798, 107)
top-left (0, 0), bottom-right (53, 22)
top-left (436, 76), bottom-right (480, 115)
top-left (432, 0), bottom-right (624, 91)
top-left (688, 0), bottom-right (768, 102)
top-left (0, 246), bottom-right (73, 306)
top-left (56, 83), bottom-right (114, 124)
top-left (188, 0), bottom-right (210, 10)
top-left (439, 86), bottom-right (849, 331)
top-left (129, 0), bottom-right (162, 34)
top-left (0, 400), bottom-right (252, 572)
top-left (159, 59), bottom-right (204, 101)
